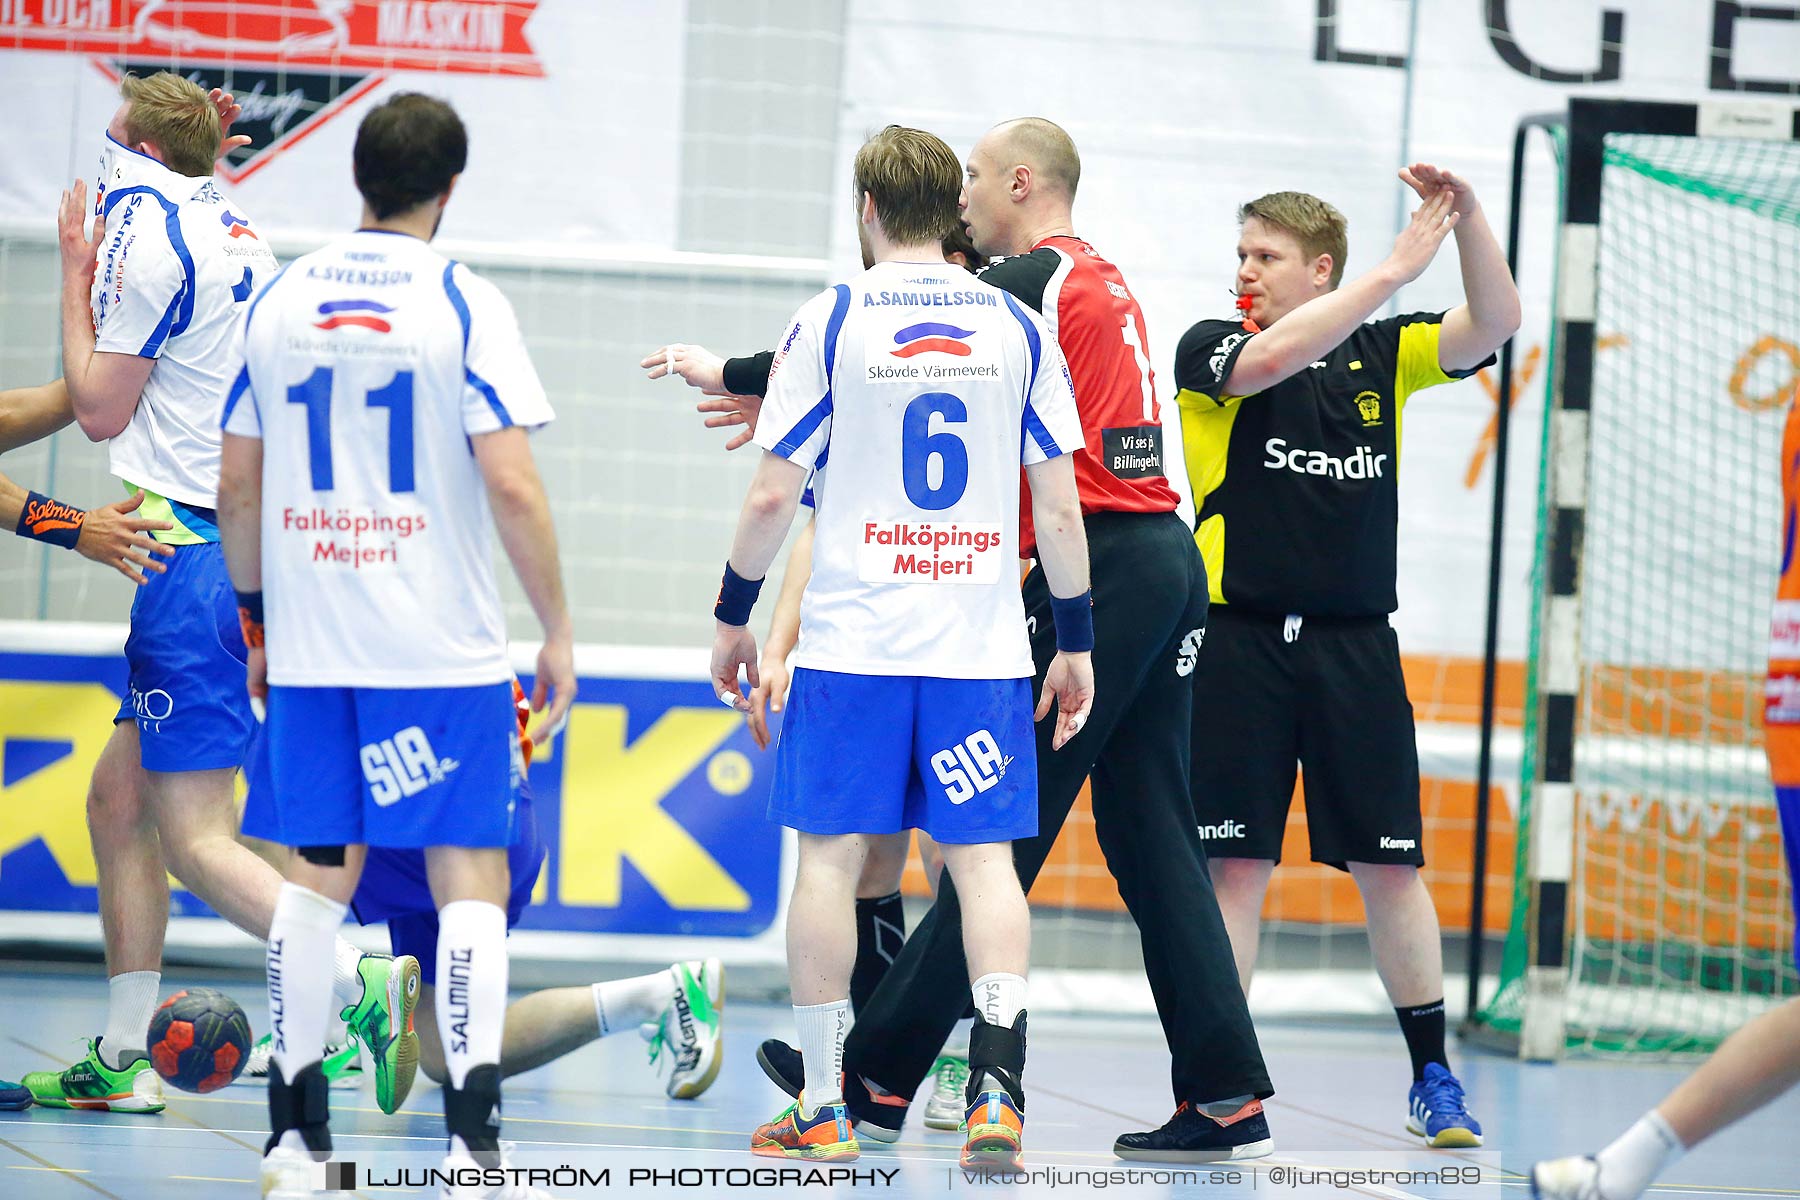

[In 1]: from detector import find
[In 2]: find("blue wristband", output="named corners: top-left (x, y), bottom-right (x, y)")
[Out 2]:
top-left (15, 491), bottom-right (85, 550)
top-left (235, 589), bottom-right (265, 625)
top-left (1050, 590), bottom-right (1095, 653)
top-left (714, 562), bottom-right (763, 627)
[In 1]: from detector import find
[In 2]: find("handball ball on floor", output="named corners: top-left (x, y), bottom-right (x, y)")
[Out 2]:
top-left (149, 987), bottom-right (253, 1093)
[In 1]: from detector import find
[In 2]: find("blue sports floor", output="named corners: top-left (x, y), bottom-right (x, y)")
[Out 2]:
top-left (0, 967), bottom-right (1794, 1199)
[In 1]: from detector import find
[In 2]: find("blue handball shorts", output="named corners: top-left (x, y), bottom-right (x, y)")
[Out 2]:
top-left (113, 542), bottom-right (255, 772)
top-left (768, 667), bottom-right (1038, 845)
top-left (1777, 785), bottom-right (1800, 976)
top-left (240, 681), bottom-right (521, 850)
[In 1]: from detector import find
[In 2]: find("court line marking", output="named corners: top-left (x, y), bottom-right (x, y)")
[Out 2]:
top-left (0, 1134), bottom-right (124, 1199)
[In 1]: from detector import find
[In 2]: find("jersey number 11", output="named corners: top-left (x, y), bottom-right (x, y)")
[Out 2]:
top-left (287, 366), bottom-right (416, 494)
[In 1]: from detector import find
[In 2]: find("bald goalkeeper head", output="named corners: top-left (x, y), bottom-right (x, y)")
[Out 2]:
top-left (959, 117), bottom-right (1081, 259)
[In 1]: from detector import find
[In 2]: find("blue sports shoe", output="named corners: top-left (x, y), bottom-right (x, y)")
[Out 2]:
top-left (1407, 1063), bottom-right (1483, 1147)
top-left (0, 1078), bottom-right (31, 1111)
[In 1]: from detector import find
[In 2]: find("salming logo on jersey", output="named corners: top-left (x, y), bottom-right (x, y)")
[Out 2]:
top-left (361, 726), bottom-right (461, 806)
top-left (931, 729), bottom-right (1012, 804)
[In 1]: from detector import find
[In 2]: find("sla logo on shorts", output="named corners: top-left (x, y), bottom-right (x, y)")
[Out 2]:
top-left (361, 727), bottom-right (461, 807)
top-left (1380, 836), bottom-right (1417, 851)
top-left (1198, 820), bottom-right (1246, 839)
top-left (931, 729), bottom-right (1012, 805)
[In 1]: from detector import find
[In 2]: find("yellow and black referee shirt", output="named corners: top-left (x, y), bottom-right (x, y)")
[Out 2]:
top-left (1174, 311), bottom-right (1491, 617)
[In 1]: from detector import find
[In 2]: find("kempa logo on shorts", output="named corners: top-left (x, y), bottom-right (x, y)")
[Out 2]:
top-left (931, 729), bottom-right (1011, 804)
top-left (1380, 836), bottom-right (1417, 851)
top-left (1175, 626), bottom-right (1205, 677)
top-left (1198, 820), bottom-right (1246, 839)
top-left (361, 727), bottom-right (460, 807)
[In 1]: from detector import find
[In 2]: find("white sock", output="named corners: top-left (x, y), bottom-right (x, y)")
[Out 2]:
top-left (971, 972), bottom-right (1027, 1029)
top-left (102, 970), bottom-right (161, 1067)
top-left (436, 900), bottom-right (508, 1090)
top-left (793, 999), bottom-right (849, 1110)
top-left (1594, 1112), bottom-right (1684, 1200)
top-left (330, 939), bottom-right (365, 1011)
top-left (594, 968), bottom-right (675, 1038)
top-left (268, 883), bottom-right (348, 1085)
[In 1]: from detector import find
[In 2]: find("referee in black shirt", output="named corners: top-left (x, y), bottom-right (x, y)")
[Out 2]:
top-left (1174, 167), bottom-right (1519, 1149)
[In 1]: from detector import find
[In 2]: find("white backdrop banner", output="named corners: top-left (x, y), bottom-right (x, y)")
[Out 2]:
top-left (834, 0), bottom-right (1800, 660)
top-left (0, 1), bottom-right (686, 249)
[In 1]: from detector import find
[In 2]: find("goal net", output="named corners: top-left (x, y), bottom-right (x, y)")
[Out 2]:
top-left (1476, 100), bottom-right (1800, 1056)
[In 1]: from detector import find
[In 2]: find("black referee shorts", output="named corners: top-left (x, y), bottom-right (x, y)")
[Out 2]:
top-left (1190, 607), bottom-right (1424, 870)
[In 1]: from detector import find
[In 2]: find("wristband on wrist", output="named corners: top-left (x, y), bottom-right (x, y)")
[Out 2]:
top-left (714, 562), bottom-right (763, 627)
top-left (1050, 589), bottom-right (1095, 654)
top-left (15, 491), bottom-right (86, 550)
top-left (236, 589), bottom-right (265, 649)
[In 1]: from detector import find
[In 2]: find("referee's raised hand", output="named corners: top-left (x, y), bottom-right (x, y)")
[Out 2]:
top-left (1384, 188), bottom-right (1460, 285)
top-left (1035, 650), bottom-right (1094, 751)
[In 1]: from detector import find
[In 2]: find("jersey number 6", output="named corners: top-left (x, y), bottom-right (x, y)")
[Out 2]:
top-left (287, 366), bottom-right (416, 494)
top-left (901, 391), bottom-right (969, 511)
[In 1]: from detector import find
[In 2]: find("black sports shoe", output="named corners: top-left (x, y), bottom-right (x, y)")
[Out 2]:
top-left (756, 1039), bottom-right (804, 1099)
top-left (1113, 1098), bottom-right (1274, 1163)
top-left (753, 1038), bottom-right (908, 1143)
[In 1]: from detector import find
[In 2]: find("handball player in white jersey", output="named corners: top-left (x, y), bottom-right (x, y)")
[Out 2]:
top-left (709, 125), bottom-right (1094, 1170)
top-left (218, 93), bottom-right (574, 1200)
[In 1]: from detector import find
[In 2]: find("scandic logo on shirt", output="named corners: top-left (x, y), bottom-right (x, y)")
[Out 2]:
top-left (314, 299), bottom-right (395, 333)
top-left (891, 322), bottom-right (974, 358)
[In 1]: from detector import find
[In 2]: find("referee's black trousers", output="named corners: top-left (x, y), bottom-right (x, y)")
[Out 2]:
top-left (844, 510), bottom-right (1273, 1107)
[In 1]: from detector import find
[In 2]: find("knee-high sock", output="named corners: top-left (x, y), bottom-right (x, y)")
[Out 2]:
top-left (436, 900), bottom-right (508, 1090)
top-left (268, 883), bottom-right (347, 1085)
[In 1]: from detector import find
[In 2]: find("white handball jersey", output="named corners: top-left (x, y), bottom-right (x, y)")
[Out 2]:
top-left (93, 136), bottom-right (280, 506)
top-left (754, 259), bottom-right (1082, 679)
top-left (222, 230), bottom-right (553, 688)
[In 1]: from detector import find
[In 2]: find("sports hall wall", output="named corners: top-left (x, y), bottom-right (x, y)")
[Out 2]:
top-left (1, 2), bottom-right (1794, 966)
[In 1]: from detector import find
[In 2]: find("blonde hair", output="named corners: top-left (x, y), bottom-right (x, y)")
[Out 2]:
top-left (1238, 192), bottom-right (1348, 288)
top-left (992, 117), bottom-right (1080, 201)
top-left (853, 125), bottom-right (961, 246)
top-left (120, 72), bottom-right (221, 178)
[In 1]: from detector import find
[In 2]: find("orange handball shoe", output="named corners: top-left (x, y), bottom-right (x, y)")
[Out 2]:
top-left (751, 1096), bottom-right (860, 1161)
top-left (961, 1088), bottom-right (1024, 1172)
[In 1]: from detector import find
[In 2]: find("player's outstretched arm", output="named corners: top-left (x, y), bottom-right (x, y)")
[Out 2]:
top-left (711, 451), bottom-right (807, 712)
top-left (747, 513), bottom-right (813, 750)
top-left (1399, 164), bottom-right (1521, 372)
top-left (2, 472), bottom-right (173, 583)
top-left (0, 378), bottom-right (74, 455)
top-left (474, 426), bottom-right (576, 745)
top-left (1222, 189), bottom-right (1460, 397)
top-left (1023, 454), bottom-right (1094, 751)
top-left (57, 181), bottom-right (153, 440)
top-left (642, 343), bottom-right (767, 450)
